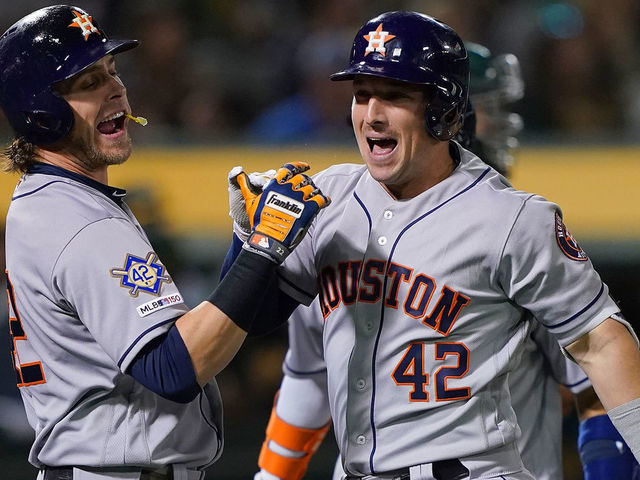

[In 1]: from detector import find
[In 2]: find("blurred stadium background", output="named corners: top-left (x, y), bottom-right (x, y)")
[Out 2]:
top-left (0, 1), bottom-right (638, 478)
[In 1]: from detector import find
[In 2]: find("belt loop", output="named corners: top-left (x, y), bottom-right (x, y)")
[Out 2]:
top-left (172, 465), bottom-right (186, 480)
top-left (409, 464), bottom-right (434, 480)
top-left (170, 465), bottom-right (204, 480)
top-left (69, 468), bottom-right (139, 480)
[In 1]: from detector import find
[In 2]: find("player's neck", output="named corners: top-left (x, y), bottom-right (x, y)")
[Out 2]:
top-left (35, 149), bottom-right (108, 185)
top-left (384, 145), bottom-right (456, 200)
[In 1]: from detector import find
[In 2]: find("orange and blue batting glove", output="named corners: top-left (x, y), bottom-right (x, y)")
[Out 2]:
top-left (235, 162), bottom-right (330, 264)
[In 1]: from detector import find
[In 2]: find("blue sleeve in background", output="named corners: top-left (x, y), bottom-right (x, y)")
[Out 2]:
top-left (578, 414), bottom-right (640, 480)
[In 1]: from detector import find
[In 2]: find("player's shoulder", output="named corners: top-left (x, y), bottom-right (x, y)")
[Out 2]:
top-left (9, 172), bottom-right (127, 227)
top-left (465, 154), bottom-right (568, 250)
top-left (460, 149), bottom-right (557, 216)
top-left (312, 163), bottom-right (366, 192)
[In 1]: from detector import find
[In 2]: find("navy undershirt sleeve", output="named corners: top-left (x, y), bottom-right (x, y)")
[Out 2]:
top-left (128, 324), bottom-right (201, 403)
top-left (220, 233), bottom-right (245, 280)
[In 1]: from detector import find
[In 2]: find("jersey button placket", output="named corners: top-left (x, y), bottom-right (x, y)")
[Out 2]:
top-left (378, 208), bottom-right (393, 246)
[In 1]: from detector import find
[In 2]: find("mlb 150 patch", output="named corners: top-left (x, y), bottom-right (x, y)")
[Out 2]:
top-left (137, 294), bottom-right (184, 317)
top-left (110, 252), bottom-right (171, 297)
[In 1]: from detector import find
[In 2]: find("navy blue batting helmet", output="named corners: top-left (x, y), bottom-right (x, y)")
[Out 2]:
top-left (331, 11), bottom-right (469, 141)
top-left (0, 5), bottom-right (138, 145)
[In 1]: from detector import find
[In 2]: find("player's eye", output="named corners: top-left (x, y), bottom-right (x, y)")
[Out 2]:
top-left (384, 90), bottom-right (416, 102)
top-left (385, 92), bottom-right (405, 100)
top-left (353, 90), bottom-right (371, 103)
top-left (76, 72), bottom-right (101, 90)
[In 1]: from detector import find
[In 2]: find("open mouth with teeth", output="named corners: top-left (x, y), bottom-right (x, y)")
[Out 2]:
top-left (97, 112), bottom-right (126, 135)
top-left (367, 137), bottom-right (398, 155)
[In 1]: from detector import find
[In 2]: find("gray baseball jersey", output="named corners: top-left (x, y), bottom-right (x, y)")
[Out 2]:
top-left (508, 318), bottom-right (591, 480)
top-left (5, 166), bottom-right (223, 469)
top-left (282, 302), bottom-right (590, 480)
top-left (276, 145), bottom-right (621, 476)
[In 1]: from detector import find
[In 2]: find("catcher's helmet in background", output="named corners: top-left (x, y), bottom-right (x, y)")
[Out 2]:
top-left (453, 99), bottom-right (476, 151)
top-left (465, 42), bottom-right (524, 176)
top-left (0, 5), bottom-right (138, 145)
top-left (331, 11), bottom-right (469, 141)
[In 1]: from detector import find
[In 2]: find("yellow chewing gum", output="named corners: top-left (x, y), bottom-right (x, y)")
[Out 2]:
top-left (125, 114), bottom-right (148, 126)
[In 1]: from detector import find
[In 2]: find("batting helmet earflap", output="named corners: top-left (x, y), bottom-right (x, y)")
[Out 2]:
top-left (0, 5), bottom-right (139, 145)
top-left (330, 11), bottom-right (469, 141)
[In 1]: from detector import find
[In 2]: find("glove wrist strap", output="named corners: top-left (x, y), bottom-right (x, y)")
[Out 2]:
top-left (246, 232), bottom-right (291, 264)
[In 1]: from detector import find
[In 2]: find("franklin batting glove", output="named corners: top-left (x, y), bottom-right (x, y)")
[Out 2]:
top-left (238, 162), bottom-right (330, 264)
top-left (228, 166), bottom-right (277, 240)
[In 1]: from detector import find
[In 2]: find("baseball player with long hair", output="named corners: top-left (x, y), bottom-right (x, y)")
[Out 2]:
top-left (226, 10), bottom-right (640, 480)
top-left (246, 41), bottom-right (639, 480)
top-left (0, 5), bottom-right (328, 480)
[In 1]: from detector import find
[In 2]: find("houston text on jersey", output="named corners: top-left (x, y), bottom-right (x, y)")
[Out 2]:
top-left (317, 259), bottom-right (470, 336)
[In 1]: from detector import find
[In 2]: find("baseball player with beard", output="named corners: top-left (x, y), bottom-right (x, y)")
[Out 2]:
top-left (0, 5), bottom-right (327, 480)
top-left (225, 11), bottom-right (640, 480)
top-left (242, 42), bottom-right (639, 480)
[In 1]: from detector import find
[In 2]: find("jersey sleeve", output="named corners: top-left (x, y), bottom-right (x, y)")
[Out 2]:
top-left (278, 300), bottom-right (330, 428)
top-left (283, 301), bottom-right (326, 377)
top-left (52, 217), bottom-right (189, 372)
top-left (498, 196), bottom-right (620, 347)
top-left (275, 375), bottom-right (331, 429)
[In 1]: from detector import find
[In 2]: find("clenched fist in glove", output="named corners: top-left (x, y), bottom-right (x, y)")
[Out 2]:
top-left (227, 166), bottom-right (276, 241)
top-left (229, 162), bottom-right (330, 264)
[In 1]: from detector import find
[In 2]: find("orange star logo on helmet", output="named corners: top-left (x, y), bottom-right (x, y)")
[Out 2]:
top-left (363, 23), bottom-right (396, 57)
top-left (68, 10), bottom-right (100, 41)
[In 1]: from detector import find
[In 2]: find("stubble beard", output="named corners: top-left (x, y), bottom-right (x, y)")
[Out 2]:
top-left (72, 133), bottom-right (132, 171)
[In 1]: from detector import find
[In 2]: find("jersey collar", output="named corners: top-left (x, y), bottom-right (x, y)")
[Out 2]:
top-left (27, 162), bottom-right (127, 205)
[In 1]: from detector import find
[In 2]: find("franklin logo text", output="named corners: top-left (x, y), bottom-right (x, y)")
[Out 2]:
top-left (265, 192), bottom-right (303, 218)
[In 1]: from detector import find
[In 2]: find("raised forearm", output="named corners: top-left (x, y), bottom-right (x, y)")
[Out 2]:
top-left (567, 317), bottom-right (640, 462)
top-left (566, 317), bottom-right (640, 411)
top-left (176, 301), bottom-right (248, 385)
